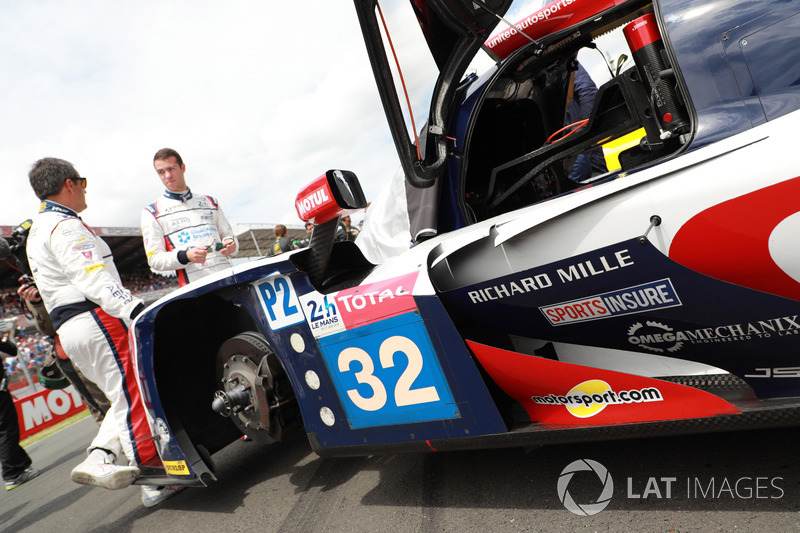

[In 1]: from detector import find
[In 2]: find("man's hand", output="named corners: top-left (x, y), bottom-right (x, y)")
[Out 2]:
top-left (17, 284), bottom-right (41, 303)
top-left (220, 238), bottom-right (236, 256)
top-left (186, 246), bottom-right (208, 264)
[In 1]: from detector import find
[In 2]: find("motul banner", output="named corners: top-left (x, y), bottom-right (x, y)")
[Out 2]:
top-left (13, 386), bottom-right (87, 440)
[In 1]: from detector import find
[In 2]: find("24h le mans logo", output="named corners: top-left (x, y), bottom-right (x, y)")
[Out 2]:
top-left (558, 459), bottom-right (614, 516)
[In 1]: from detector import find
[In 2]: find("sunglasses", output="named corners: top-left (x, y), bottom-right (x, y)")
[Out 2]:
top-left (69, 177), bottom-right (88, 189)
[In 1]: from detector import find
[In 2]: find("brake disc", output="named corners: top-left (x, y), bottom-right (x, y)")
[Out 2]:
top-left (212, 354), bottom-right (270, 432)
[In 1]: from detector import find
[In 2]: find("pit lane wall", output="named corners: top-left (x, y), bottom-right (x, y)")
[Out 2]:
top-left (12, 385), bottom-right (86, 440)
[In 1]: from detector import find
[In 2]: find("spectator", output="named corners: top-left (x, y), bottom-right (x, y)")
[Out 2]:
top-left (267, 224), bottom-right (297, 256)
top-left (0, 338), bottom-right (39, 490)
top-left (336, 215), bottom-right (359, 242)
top-left (0, 289), bottom-right (27, 317)
top-left (294, 222), bottom-right (314, 249)
top-left (119, 271), bottom-right (178, 294)
top-left (141, 148), bottom-right (238, 287)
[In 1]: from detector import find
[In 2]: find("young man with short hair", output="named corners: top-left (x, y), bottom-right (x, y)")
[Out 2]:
top-left (141, 148), bottom-right (238, 286)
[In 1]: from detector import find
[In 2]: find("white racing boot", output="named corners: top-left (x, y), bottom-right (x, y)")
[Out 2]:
top-left (141, 485), bottom-right (185, 508)
top-left (70, 448), bottom-right (139, 490)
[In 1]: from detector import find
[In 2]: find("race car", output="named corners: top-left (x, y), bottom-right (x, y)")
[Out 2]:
top-left (130, 0), bottom-right (800, 486)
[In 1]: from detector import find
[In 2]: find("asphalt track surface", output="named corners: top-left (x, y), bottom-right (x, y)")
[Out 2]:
top-left (1, 417), bottom-right (798, 533)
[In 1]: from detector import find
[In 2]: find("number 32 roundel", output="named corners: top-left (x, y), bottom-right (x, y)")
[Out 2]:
top-left (318, 311), bottom-right (459, 429)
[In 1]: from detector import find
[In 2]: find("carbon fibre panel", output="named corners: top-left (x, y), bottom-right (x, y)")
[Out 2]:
top-left (312, 398), bottom-right (800, 457)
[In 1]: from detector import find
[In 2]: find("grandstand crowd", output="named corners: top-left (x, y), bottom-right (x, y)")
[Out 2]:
top-left (1, 270), bottom-right (178, 389)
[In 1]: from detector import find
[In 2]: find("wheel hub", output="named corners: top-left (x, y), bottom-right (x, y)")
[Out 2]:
top-left (211, 354), bottom-right (270, 432)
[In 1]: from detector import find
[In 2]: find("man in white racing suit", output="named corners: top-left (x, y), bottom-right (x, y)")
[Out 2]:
top-left (25, 157), bottom-right (179, 507)
top-left (141, 148), bottom-right (238, 287)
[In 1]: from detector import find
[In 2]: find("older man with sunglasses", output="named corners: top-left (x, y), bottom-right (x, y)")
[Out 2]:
top-left (25, 157), bottom-right (179, 507)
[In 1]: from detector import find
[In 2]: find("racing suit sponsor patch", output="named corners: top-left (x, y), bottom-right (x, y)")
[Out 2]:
top-left (84, 263), bottom-right (106, 274)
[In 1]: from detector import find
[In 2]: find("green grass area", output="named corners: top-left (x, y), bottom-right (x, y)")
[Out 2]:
top-left (20, 409), bottom-right (91, 448)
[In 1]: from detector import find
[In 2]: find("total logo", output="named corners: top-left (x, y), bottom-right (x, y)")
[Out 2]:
top-left (299, 272), bottom-right (418, 338)
top-left (530, 379), bottom-right (663, 418)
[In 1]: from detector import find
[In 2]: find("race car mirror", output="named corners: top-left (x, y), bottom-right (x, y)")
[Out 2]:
top-left (295, 170), bottom-right (367, 224)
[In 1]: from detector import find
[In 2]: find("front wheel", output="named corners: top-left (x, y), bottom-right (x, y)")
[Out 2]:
top-left (211, 332), bottom-right (300, 442)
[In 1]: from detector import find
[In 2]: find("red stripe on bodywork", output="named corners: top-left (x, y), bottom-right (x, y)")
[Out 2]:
top-left (670, 177), bottom-right (800, 300)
